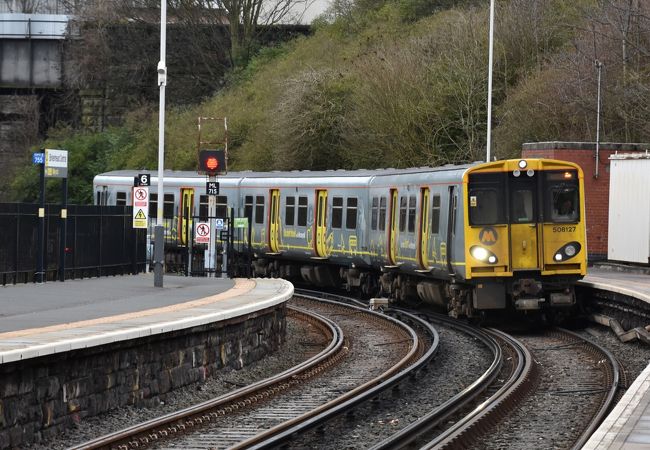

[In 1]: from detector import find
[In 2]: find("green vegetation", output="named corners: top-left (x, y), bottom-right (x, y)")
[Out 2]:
top-left (11, 0), bottom-right (650, 204)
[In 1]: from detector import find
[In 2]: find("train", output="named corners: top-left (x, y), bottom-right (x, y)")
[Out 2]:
top-left (94, 158), bottom-right (587, 320)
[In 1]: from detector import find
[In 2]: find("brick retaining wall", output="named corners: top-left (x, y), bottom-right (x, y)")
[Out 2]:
top-left (0, 304), bottom-right (286, 448)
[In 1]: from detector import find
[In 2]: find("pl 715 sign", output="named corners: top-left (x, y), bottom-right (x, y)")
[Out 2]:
top-left (206, 181), bottom-right (220, 196)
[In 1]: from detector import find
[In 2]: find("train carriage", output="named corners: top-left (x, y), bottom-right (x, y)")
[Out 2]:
top-left (93, 158), bottom-right (587, 319)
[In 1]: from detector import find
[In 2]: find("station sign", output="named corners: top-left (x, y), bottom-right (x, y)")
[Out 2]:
top-left (44, 149), bottom-right (68, 178)
top-left (132, 187), bottom-right (149, 229)
top-left (215, 218), bottom-right (225, 230)
top-left (195, 222), bottom-right (211, 244)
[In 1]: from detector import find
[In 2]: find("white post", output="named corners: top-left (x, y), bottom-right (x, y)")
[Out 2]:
top-left (154, 1), bottom-right (167, 287)
top-left (486, 0), bottom-right (495, 163)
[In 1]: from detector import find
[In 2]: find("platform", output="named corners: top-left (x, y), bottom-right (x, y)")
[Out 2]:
top-left (580, 267), bottom-right (650, 449)
top-left (0, 274), bottom-right (293, 363)
top-left (579, 267), bottom-right (650, 304)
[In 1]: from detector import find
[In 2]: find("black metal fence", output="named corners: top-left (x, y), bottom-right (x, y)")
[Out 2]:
top-left (0, 203), bottom-right (146, 285)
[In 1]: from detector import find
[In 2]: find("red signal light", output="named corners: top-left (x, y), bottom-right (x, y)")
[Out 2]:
top-left (198, 149), bottom-right (226, 175)
top-left (206, 157), bottom-right (219, 171)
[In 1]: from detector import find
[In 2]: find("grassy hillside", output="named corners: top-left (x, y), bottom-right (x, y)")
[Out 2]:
top-left (12, 0), bottom-right (650, 204)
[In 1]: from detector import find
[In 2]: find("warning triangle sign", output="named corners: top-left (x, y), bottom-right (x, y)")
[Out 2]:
top-left (135, 209), bottom-right (146, 219)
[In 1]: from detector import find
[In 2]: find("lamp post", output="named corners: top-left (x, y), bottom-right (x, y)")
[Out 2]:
top-left (594, 60), bottom-right (603, 178)
top-left (486, 0), bottom-right (495, 163)
top-left (154, 1), bottom-right (167, 287)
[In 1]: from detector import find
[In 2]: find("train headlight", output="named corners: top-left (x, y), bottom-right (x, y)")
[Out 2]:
top-left (518, 160), bottom-right (527, 169)
top-left (554, 242), bottom-right (582, 262)
top-left (470, 246), bottom-right (498, 264)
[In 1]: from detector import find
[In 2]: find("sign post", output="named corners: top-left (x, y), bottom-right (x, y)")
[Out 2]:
top-left (132, 187), bottom-right (149, 229)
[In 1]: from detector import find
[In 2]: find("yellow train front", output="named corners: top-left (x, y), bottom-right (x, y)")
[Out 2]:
top-left (461, 159), bottom-right (587, 318)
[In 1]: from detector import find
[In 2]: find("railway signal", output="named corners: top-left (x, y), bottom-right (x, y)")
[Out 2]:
top-left (199, 149), bottom-right (226, 176)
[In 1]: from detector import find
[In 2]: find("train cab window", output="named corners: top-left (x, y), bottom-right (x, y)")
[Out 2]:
top-left (164, 194), bottom-right (175, 218)
top-left (255, 196), bottom-right (265, 224)
top-left (378, 197), bottom-right (387, 231)
top-left (511, 189), bottom-right (535, 223)
top-left (116, 191), bottom-right (127, 206)
top-left (371, 197), bottom-right (379, 230)
top-left (545, 171), bottom-right (579, 223)
top-left (468, 173), bottom-right (505, 225)
top-left (407, 196), bottom-right (416, 233)
top-left (399, 197), bottom-right (407, 232)
top-left (285, 197), bottom-right (295, 226)
top-left (216, 196), bottom-right (228, 218)
top-left (199, 195), bottom-right (209, 220)
top-left (297, 196), bottom-right (308, 226)
top-left (244, 196), bottom-right (254, 221)
top-left (332, 197), bottom-right (343, 229)
top-left (346, 197), bottom-right (358, 229)
top-left (431, 194), bottom-right (441, 234)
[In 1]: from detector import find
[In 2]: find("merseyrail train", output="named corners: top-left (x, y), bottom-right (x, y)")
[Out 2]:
top-left (94, 158), bottom-right (587, 319)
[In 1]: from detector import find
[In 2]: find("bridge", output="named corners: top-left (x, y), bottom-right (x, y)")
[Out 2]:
top-left (0, 13), bottom-right (70, 88)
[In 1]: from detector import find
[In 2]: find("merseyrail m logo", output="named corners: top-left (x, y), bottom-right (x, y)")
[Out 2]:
top-left (479, 227), bottom-right (498, 246)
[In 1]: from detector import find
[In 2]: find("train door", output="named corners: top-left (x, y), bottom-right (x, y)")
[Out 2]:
top-left (509, 174), bottom-right (539, 269)
top-left (179, 188), bottom-right (194, 245)
top-left (418, 187), bottom-right (430, 269)
top-left (269, 189), bottom-right (281, 253)
top-left (315, 190), bottom-right (328, 257)
top-left (387, 189), bottom-right (398, 265)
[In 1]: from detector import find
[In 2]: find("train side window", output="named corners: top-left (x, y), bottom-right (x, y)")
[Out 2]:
top-left (285, 197), bottom-right (295, 226)
top-left (244, 196), bottom-right (253, 221)
top-left (150, 193), bottom-right (158, 218)
top-left (255, 195), bottom-right (265, 224)
top-left (332, 197), bottom-right (343, 229)
top-left (431, 194), bottom-right (441, 234)
top-left (399, 197), bottom-right (407, 232)
top-left (407, 195), bottom-right (416, 233)
top-left (116, 191), bottom-right (127, 206)
top-left (468, 173), bottom-right (505, 225)
top-left (297, 196), bottom-right (308, 226)
top-left (371, 197), bottom-right (379, 230)
top-left (346, 197), bottom-right (358, 229)
top-left (451, 194), bottom-right (458, 236)
top-left (545, 171), bottom-right (579, 223)
top-left (216, 196), bottom-right (228, 218)
top-left (199, 195), bottom-right (209, 220)
top-left (164, 194), bottom-right (175, 218)
top-left (378, 197), bottom-right (387, 231)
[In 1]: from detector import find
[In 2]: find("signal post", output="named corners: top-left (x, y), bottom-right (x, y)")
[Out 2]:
top-left (197, 117), bottom-right (228, 276)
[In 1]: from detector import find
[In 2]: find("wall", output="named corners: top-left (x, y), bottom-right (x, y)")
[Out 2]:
top-left (522, 142), bottom-right (650, 261)
top-left (0, 305), bottom-right (286, 448)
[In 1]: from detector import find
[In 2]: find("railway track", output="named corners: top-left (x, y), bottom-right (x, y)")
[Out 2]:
top-left (70, 292), bottom-right (438, 449)
top-left (473, 327), bottom-right (622, 450)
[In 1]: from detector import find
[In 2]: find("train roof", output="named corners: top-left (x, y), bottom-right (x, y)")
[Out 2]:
top-left (95, 164), bottom-right (480, 181)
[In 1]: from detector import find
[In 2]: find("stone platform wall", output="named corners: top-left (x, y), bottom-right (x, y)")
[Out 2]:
top-left (0, 304), bottom-right (286, 448)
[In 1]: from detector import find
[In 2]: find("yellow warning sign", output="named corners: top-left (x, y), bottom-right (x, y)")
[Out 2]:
top-left (133, 208), bottom-right (148, 229)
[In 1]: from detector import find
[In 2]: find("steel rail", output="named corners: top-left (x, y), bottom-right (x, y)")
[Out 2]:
top-left (68, 306), bottom-right (342, 450)
top-left (560, 328), bottom-right (621, 450)
top-left (367, 312), bottom-right (508, 450)
top-left (236, 294), bottom-right (439, 450)
top-left (424, 326), bottom-right (535, 449)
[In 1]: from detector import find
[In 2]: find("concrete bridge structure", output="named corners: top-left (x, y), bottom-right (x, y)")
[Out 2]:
top-left (0, 13), bottom-right (72, 198)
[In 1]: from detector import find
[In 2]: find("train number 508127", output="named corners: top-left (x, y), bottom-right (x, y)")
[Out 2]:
top-left (552, 226), bottom-right (576, 233)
